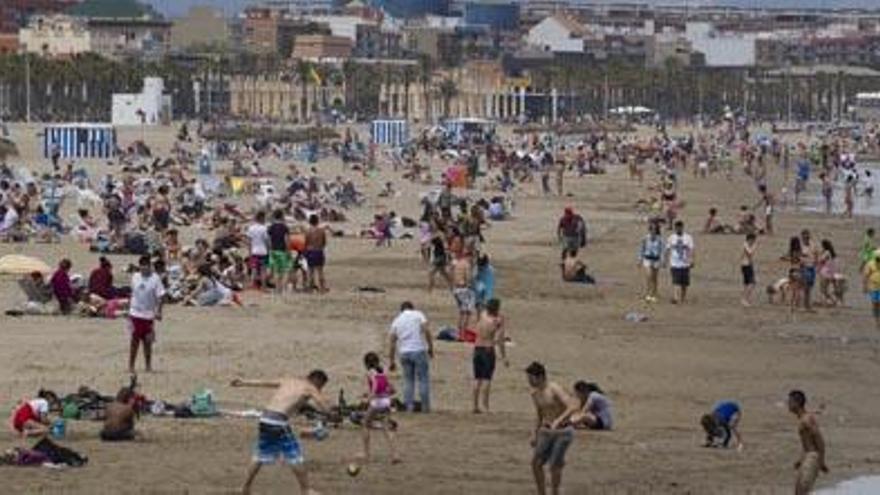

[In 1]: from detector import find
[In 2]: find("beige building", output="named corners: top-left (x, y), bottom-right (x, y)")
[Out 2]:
top-left (380, 60), bottom-right (528, 122)
top-left (229, 73), bottom-right (345, 123)
top-left (170, 6), bottom-right (230, 51)
top-left (88, 18), bottom-right (171, 60)
top-left (291, 34), bottom-right (352, 61)
top-left (19, 15), bottom-right (91, 58)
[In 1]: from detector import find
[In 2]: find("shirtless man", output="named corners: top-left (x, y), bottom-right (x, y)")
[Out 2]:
top-left (232, 370), bottom-right (330, 495)
top-left (527, 362), bottom-right (580, 495)
top-left (788, 390), bottom-right (828, 495)
top-left (304, 214), bottom-right (328, 293)
top-left (101, 387), bottom-right (137, 441)
top-left (472, 299), bottom-right (509, 413)
top-left (800, 230), bottom-right (819, 312)
top-left (754, 185), bottom-right (776, 235)
top-left (452, 256), bottom-right (475, 330)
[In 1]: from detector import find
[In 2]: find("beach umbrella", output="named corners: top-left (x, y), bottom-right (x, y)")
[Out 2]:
top-left (0, 254), bottom-right (52, 276)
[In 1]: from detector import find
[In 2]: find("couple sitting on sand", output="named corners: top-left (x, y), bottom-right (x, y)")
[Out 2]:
top-left (9, 388), bottom-right (138, 442)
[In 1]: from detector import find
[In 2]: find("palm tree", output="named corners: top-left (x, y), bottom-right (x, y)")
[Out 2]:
top-left (296, 60), bottom-right (315, 123)
top-left (437, 78), bottom-right (458, 118)
top-left (417, 54), bottom-right (435, 123)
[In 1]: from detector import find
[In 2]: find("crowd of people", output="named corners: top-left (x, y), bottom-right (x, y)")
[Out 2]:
top-left (4, 117), bottom-right (880, 494)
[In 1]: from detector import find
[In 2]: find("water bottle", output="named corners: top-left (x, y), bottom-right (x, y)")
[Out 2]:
top-left (338, 388), bottom-right (347, 411)
top-left (313, 420), bottom-right (328, 441)
top-left (50, 418), bottom-right (66, 439)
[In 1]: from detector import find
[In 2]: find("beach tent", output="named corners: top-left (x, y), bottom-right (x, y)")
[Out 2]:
top-left (371, 119), bottom-right (409, 146)
top-left (443, 118), bottom-right (495, 144)
top-left (43, 123), bottom-right (115, 159)
top-left (0, 255), bottom-right (51, 275)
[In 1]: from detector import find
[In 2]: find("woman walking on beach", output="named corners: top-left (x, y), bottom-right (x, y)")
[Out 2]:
top-left (638, 221), bottom-right (665, 303)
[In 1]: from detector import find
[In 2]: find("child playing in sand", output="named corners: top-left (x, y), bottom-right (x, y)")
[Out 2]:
top-left (701, 400), bottom-right (743, 449)
top-left (359, 352), bottom-right (400, 464)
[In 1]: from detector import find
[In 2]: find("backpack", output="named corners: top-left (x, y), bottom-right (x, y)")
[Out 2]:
top-left (189, 389), bottom-right (217, 417)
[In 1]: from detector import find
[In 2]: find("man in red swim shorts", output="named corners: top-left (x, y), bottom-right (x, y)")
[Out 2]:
top-left (128, 255), bottom-right (165, 373)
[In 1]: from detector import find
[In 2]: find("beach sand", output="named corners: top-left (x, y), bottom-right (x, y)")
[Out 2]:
top-left (1, 123), bottom-right (879, 494)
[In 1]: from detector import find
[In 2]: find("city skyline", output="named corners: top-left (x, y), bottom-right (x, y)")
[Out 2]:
top-left (144, 0), bottom-right (880, 19)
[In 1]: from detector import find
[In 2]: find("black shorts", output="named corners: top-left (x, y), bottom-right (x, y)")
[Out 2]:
top-left (670, 267), bottom-right (690, 287)
top-left (473, 347), bottom-right (496, 381)
top-left (741, 265), bottom-right (755, 286)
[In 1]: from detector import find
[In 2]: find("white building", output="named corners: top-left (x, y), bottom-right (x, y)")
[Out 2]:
top-left (306, 15), bottom-right (374, 41)
top-left (685, 22), bottom-right (757, 67)
top-left (527, 15), bottom-right (590, 53)
top-left (112, 77), bottom-right (172, 126)
top-left (19, 15), bottom-right (91, 58)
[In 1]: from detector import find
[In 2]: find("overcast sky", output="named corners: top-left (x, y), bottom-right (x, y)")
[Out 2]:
top-left (144, 0), bottom-right (879, 19)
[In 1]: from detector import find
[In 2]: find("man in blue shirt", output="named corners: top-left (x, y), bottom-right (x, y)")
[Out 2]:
top-left (701, 400), bottom-right (743, 449)
top-left (474, 254), bottom-right (495, 310)
top-left (795, 159), bottom-right (811, 204)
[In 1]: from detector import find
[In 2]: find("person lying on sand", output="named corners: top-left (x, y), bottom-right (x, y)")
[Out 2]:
top-left (231, 371), bottom-right (330, 495)
top-left (700, 400), bottom-right (743, 449)
top-left (100, 388), bottom-right (138, 442)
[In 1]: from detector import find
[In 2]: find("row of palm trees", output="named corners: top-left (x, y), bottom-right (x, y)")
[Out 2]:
top-left (1, 52), bottom-right (876, 123)
top-left (527, 59), bottom-right (880, 122)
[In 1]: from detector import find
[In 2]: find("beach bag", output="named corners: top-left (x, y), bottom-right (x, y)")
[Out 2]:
top-left (61, 401), bottom-right (80, 420)
top-left (190, 389), bottom-right (217, 417)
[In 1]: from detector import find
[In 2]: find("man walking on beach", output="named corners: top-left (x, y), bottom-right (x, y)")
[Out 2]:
top-left (557, 207), bottom-right (586, 255)
top-left (304, 214), bottom-right (328, 293)
top-left (472, 298), bottom-right (508, 414)
top-left (246, 211), bottom-right (270, 289)
top-left (666, 221), bottom-right (695, 304)
top-left (527, 362), bottom-right (580, 495)
top-left (788, 390), bottom-right (828, 495)
top-left (128, 255), bottom-right (165, 373)
top-left (862, 248), bottom-right (880, 330)
top-left (232, 370), bottom-right (330, 495)
top-left (452, 255), bottom-right (475, 331)
top-left (389, 302), bottom-right (433, 412)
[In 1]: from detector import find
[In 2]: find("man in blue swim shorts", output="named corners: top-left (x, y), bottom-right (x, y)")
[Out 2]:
top-left (231, 370), bottom-right (330, 495)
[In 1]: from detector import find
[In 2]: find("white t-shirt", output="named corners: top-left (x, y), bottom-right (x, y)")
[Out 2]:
top-left (390, 310), bottom-right (428, 354)
top-left (246, 223), bottom-right (270, 256)
top-left (1, 207), bottom-right (18, 232)
top-left (28, 398), bottom-right (49, 416)
top-left (129, 272), bottom-right (166, 320)
top-left (667, 233), bottom-right (694, 269)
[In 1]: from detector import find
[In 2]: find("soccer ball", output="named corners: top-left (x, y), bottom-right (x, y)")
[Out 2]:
top-left (346, 463), bottom-right (361, 477)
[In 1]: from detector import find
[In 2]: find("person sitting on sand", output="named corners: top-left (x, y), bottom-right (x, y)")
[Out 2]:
top-left (100, 387), bottom-right (137, 442)
top-left (8, 390), bottom-right (57, 438)
top-left (571, 381), bottom-right (613, 431)
top-left (701, 400), bottom-right (743, 449)
top-left (50, 259), bottom-right (76, 315)
top-left (15, 271), bottom-right (54, 315)
top-left (560, 249), bottom-right (595, 284)
top-left (703, 208), bottom-right (735, 234)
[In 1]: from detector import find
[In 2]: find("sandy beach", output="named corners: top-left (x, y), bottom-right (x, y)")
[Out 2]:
top-left (1, 123), bottom-right (879, 494)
